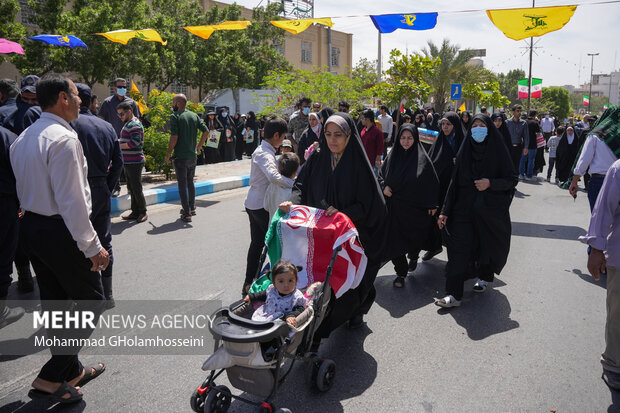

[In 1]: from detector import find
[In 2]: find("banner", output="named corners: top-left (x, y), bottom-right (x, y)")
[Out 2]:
top-left (370, 12), bottom-right (438, 34)
top-left (418, 127), bottom-right (439, 146)
top-left (486, 5), bottom-right (577, 41)
top-left (270, 18), bottom-right (333, 35)
top-left (518, 78), bottom-right (542, 99)
top-left (28, 35), bottom-right (88, 49)
top-left (0, 39), bottom-right (24, 54)
top-left (583, 95), bottom-right (590, 106)
top-left (184, 21), bottom-right (251, 40)
top-left (97, 29), bottom-right (167, 45)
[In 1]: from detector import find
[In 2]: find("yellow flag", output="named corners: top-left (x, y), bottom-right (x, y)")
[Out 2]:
top-left (184, 21), bottom-right (252, 40)
top-left (130, 81), bottom-right (148, 114)
top-left (270, 18), bottom-right (334, 35)
top-left (97, 29), bottom-right (167, 45)
top-left (486, 5), bottom-right (577, 41)
top-left (458, 102), bottom-right (466, 113)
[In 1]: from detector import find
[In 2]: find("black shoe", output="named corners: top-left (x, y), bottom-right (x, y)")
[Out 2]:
top-left (407, 260), bottom-right (417, 275)
top-left (101, 277), bottom-right (115, 309)
top-left (422, 247), bottom-right (442, 261)
top-left (17, 275), bottom-right (34, 293)
top-left (347, 314), bottom-right (364, 329)
top-left (0, 299), bottom-right (25, 329)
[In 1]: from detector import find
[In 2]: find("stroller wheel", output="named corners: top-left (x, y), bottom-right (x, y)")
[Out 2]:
top-left (316, 359), bottom-right (336, 392)
top-left (190, 386), bottom-right (209, 412)
top-left (204, 385), bottom-right (231, 413)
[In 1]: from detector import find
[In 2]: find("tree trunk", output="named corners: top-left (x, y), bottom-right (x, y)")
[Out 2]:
top-left (232, 88), bottom-right (240, 114)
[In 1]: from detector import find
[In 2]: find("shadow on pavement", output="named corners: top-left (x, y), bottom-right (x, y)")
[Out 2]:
top-left (437, 281), bottom-right (519, 341)
top-left (373, 259), bottom-right (447, 319)
top-left (146, 219), bottom-right (193, 235)
top-left (511, 221), bottom-right (586, 240)
top-left (110, 219), bottom-right (139, 236)
top-left (571, 268), bottom-right (607, 289)
top-left (513, 190), bottom-right (531, 199)
top-left (0, 398), bottom-right (87, 413)
top-left (225, 326), bottom-right (377, 412)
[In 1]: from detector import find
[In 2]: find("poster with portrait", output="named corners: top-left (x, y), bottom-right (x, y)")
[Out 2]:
top-left (206, 130), bottom-right (221, 149)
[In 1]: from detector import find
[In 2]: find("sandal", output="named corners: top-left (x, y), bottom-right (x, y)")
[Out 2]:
top-left (76, 362), bottom-right (105, 387)
top-left (435, 295), bottom-right (461, 308)
top-left (393, 276), bottom-right (405, 288)
top-left (28, 381), bottom-right (83, 404)
top-left (473, 279), bottom-right (487, 293)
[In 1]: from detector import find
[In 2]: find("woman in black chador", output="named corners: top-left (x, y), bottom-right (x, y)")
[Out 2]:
top-left (216, 107), bottom-right (237, 162)
top-left (379, 124), bottom-right (440, 288)
top-left (555, 125), bottom-right (580, 184)
top-left (282, 113), bottom-right (387, 337)
top-left (436, 114), bottom-right (517, 308)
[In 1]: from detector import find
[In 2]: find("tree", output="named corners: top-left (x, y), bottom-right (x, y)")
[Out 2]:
top-left (461, 68), bottom-right (509, 110)
top-left (569, 92), bottom-right (610, 115)
top-left (351, 58), bottom-right (379, 90)
top-left (373, 49), bottom-right (438, 110)
top-left (259, 66), bottom-right (374, 116)
top-left (419, 39), bottom-right (476, 113)
top-left (0, 0), bottom-right (27, 63)
top-left (497, 69), bottom-right (526, 105)
top-left (534, 87), bottom-right (572, 119)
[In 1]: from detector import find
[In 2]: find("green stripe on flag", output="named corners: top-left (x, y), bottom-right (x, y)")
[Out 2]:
top-left (265, 208), bottom-right (285, 267)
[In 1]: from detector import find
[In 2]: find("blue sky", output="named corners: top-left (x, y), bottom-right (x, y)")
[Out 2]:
top-left (230, 0), bottom-right (620, 87)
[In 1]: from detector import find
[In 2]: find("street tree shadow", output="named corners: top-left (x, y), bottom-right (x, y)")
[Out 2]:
top-left (437, 280), bottom-right (519, 341)
top-left (570, 268), bottom-right (607, 289)
top-left (225, 327), bottom-right (377, 412)
top-left (511, 221), bottom-right (586, 240)
top-left (374, 259), bottom-right (447, 319)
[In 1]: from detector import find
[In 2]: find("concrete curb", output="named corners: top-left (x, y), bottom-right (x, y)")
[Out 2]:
top-left (110, 174), bottom-right (250, 215)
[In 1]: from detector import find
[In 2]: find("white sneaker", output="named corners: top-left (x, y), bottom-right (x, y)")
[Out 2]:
top-left (435, 295), bottom-right (461, 308)
top-left (473, 279), bottom-right (487, 293)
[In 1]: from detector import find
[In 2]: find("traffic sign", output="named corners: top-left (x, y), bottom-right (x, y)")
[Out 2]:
top-left (450, 83), bottom-right (462, 100)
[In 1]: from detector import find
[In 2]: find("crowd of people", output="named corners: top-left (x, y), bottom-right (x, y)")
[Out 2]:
top-left (0, 71), bottom-right (618, 405)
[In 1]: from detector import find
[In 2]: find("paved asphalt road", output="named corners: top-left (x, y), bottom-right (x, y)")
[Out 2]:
top-left (1, 177), bottom-right (619, 413)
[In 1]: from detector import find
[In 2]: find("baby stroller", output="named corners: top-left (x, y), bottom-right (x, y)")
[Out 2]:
top-left (190, 245), bottom-right (342, 413)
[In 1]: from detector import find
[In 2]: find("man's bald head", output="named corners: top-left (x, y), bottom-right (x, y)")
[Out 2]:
top-left (173, 94), bottom-right (187, 110)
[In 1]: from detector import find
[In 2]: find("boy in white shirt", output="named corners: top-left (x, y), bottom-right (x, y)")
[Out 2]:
top-left (546, 127), bottom-right (562, 183)
top-left (264, 152), bottom-right (299, 220)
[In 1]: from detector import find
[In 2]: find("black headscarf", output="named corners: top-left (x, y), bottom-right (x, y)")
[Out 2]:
top-left (460, 110), bottom-right (472, 131)
top-left (428, 112), bottom-right (465, 206)
top-left (556, 126), bottom-right (580, 182)
top-left (379, 124), bottom-right (440, 259)
top-left (441, 114), bottom-right (517, 275)
top-left (491, 113), bottom-right (513, 151)
top-left (245, 111), bottom-right (258, 130)
top-left (318, 107), bottom-right (334, 125)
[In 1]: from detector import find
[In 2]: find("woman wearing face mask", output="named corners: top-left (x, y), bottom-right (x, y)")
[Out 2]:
top-left (555, 125), bottom-right (580, 185)
top-left (217, 107), bottom-right (237, 162)
top-left (379, 124), bottom-right (440, 288)
top-left (297, 112), bottom-right (321, 166)
top-left (280, 113), bottom-right (387, 337)
top-left (436, 114), bottom-right (517, 308)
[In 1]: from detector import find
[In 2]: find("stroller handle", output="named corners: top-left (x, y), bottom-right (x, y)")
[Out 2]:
top-left (323, 245), bottom-right (342, 286)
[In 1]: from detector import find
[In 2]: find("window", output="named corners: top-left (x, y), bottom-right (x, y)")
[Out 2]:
top-left (171, 82), bottom-right (188, 95)
top-left (274, 39), bottom-right (285, 55)
top-left (331, 47), bottom-right (340, 67)
top-left (19, 0), bottom-right (38, 25)
top-left (301, 41), bottom-right (312, 63)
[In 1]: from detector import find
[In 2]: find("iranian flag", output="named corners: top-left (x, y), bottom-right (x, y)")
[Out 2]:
top-left (583, 95), bottom-right (590, 106)
top-left (518, 78), bottom-right (542, 98)
top-left (265, 206), bottom-right (367, 298)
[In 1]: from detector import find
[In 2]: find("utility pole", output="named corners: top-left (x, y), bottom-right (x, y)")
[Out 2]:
top-left (587, 52), bottom-right (599, 112)
top-left (526, 0), bottom-right (535, 112)
top-left (377, 31), bottom-right (382, 81)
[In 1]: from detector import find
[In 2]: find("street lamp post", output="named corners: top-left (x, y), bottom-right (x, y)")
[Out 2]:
top-left (587, 52), bottom-right (599, 112)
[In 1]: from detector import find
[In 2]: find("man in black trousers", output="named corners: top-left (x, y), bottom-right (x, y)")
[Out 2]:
top-left (10, 73), bottom-right (109, 404)
top-left (72, 83), bottom-right (123, 308)
top-left (0, 124), bottom-right (24, 328)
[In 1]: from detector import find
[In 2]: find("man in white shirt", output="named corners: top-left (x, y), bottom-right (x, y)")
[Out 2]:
top-left (540, 112), bottom-right (555, 149)
top-left (243, 116), bottom-right (294, 296)
top-left (10, 73), bottom-right (108, 404)
top-left (377, 105), bottom-right (393, 156)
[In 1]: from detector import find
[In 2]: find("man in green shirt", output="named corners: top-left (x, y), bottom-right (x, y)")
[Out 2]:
top-left (165, 94), bottom-right (208, 222)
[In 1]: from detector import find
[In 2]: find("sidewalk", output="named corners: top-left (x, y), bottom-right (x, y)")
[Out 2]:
top-left (111, 159), bottom-right (251, 215)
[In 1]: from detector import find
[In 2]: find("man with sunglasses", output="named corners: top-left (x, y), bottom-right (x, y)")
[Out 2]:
top-left (505, 104), bottom-right (530, 173)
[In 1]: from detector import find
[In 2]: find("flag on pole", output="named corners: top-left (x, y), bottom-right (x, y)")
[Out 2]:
top-left (271, 18), bottom-right (333, 35)
top-left (583, 95), bottom-right (590, 106)
top-left (265, 206), bottom-right (367, 298)
top-left (486, 5), bottom-right (577, 41)
top-left (184, 21), bottom-right (251, 40)
top-left (28, 34), bottom-right (88, 49)
top-left (518, 78), bottom-right (542, 99)
top-left (0, 39), bottom-right (24, 54)
top-left (458, 102), bottom-right (466, 113)
top-left (97, 29), bottom-right (167, 45)
top-left (370, 12), bottom-right (438, 34)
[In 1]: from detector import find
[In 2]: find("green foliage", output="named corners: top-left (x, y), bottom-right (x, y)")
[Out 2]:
top-left (569, 92), bottom-right (610, 115)
top-left (497, 69), bottom-right (526, 105)
top-left (462, 69), bottom-right (510, 109)
top-left (530, 87), bottom-right (572, 119)
top-left (0, 0), bottom-right (27, 63)
top-left (419, 39), bottom-right (477, 113)
top-left (141, 90), bottom-right (203, 178)
top-left (373, 49), bottom-right (438, 110)
top-left (351, 58), bottom-right (379, 90)
top-left (258, 66), bottom-right (374, 116)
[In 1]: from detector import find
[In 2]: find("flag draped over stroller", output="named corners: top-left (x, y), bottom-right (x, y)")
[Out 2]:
top-left (265, 206), bottom-right (367, 298)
